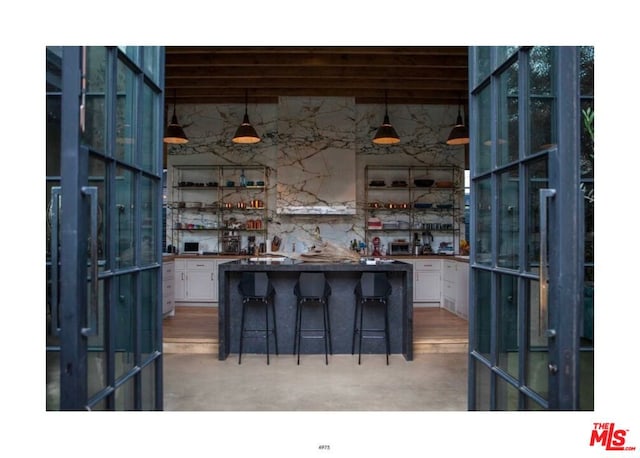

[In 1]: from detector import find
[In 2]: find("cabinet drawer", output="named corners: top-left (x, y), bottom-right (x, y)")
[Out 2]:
top-left (414, 260), bottom-right (440, 271)
top-left (442, 261), bottom-right (456, 282)
top-left (174, 259), bottom-right (187, 270)
top-left (187, 260), bottom-right (215, 271)
top-left (442, 279), bottom-right (455, 300)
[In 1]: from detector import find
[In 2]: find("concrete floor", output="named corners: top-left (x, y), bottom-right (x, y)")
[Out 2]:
top-left (163, 352), bottom-right (468, 411)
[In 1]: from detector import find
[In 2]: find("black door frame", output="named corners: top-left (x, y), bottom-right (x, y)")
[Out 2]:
top-left (49, 46), bottom-right (165, 410)
top-left (467, 46), bottom-right (592, 410)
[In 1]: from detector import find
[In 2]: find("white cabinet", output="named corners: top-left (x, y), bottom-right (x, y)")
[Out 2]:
top-left (174, 259), bottom-right (187, 301)
top-left (162, 259), bottom-right (175, 316)
top-left (410, 258), bottom-right (468, 319)
top-left (455, 261), bottom-right (469, 319)
top-left (442, 260), bottom-right (456, 313)
top-left (174, 259), bottom-right (216, 302)
top-left (413, 259), bottom-right (441, 304)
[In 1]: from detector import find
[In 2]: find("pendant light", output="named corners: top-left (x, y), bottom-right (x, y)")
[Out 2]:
top-left (372, 91), bottom-right (400, 145)
top-left (446, 102), bottom-right (469, 146)
top-left (232, 90), bottom-right (261, 144)
top-left (163, 89), bottom-right (189, 144)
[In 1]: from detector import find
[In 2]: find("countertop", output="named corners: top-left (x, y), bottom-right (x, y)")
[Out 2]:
top-left (164, 253), bottom-right (469, 263)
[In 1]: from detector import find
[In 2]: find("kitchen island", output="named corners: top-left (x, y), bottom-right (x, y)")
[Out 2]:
top-left (217, 258), bottom-right (414, 361)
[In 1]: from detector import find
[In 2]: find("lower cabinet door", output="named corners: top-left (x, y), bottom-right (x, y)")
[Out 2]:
top-left (174, 269), bottom-right (186, 301)
top-left (185, 270), bottom-right (215, 301)
top-left (414, 270), bottom-right (441, 302)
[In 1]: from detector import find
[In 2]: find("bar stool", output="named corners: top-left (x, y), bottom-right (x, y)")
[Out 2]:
top-left (238, 272), bottom-right (278, 364)
top-left (352, 272), bottom-right (392, 365)
top-left (293, 272), bottom-right (332, 365)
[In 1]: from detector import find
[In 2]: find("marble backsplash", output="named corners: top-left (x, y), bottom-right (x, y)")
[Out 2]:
top-left (167, 98), bottom-right (464, 254)
top-left (276, 97), bottom-right (356, 215)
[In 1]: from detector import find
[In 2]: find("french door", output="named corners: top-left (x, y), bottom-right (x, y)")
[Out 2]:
top-left (468, 46), bottom-right (594, 410)
top-left (46, 46), bottom-right (165, 410)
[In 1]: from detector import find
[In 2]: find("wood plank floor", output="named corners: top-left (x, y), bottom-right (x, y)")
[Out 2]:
top-left (163, 306), bottom-right (468, 354)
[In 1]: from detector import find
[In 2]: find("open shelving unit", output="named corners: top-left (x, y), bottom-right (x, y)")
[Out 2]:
top-left (364, 165), bottom-right (463, 255)
top-left (167, 165), bottom-right (269, 254)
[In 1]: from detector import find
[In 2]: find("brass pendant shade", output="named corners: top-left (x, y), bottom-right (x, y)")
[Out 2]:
top-left (163, 91), bottom-right (189, 144)
top-left (446, 105), bottom-right (469, 146)
top-left (232, 91), bottom-right (261, 144)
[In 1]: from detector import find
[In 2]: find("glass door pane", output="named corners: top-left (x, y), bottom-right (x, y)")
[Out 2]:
top-left (116, 166), bottom-right (135, 268)
top-left (475, 177), bottom-right (492, 265)
top-left (475, 87), bottom-right (492, 175)
top-left (529, 47), bottom-right (555, 155)
top-left (526, 278), bottom-right (548, 399)
top-left (116, 60), bottom-right (137, 164)
top-left (497, 167), bottom-right (519, 269)
top-left (497, 273), bottom-right (518, 378)
top-left (497, 62), bottom-right (518, 165)
top-left (83, 47), bottom-right (107, 153)
top-left (525, 158), bottom-right (548, 273)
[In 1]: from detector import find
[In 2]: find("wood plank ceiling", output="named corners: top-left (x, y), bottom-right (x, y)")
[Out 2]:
top-left (164, 46), bottom-right (469, 106)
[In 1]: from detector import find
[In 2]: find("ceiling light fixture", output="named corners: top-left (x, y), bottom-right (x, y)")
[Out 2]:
top-left (163, 89), bottom-right (189, 144)
top-left (372, 91), bottom-right (400, 145)
top-left (232, 90), bottom-right (261, 144)
top-left (446, 101), bottom-right (469, 146)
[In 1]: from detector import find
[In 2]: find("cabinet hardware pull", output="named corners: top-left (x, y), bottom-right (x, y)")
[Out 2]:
top-left (81, 186), bottom-right (99, 337)
top-left (49, 186), bottom-right (62, 335)
top-left (539, 188), bottom-right (556, 337)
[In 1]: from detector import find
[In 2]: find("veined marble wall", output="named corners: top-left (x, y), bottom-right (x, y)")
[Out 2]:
top-left (167, 99), bottom-right (464, 254)
top-left (277, 97), bottom-right (356, 215)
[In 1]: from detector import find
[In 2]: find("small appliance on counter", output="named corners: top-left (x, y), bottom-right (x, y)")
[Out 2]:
top-left (388, 240), bottom-right (411, 255)
top-left (437, 242), bottom-right (455, 255)
top-left (183, 242), bottom-right (199, 254)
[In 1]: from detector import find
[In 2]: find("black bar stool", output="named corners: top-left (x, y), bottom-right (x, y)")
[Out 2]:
top-left (293, 272), bottom-right (332, 365)
top-left (238, 272), bottom-right (278, 364)
top-left (352, 272), bottom-right (392, 365)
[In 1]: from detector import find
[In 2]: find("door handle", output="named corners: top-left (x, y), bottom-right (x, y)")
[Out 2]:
top-left (539, 188), bottom-right (556, 336)
top-left (81, 186), bottom-right (99, 337)
top-left (49, 187), bottom-right (62, 335)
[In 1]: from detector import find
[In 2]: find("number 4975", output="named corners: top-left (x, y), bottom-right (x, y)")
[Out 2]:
top-left (318, 445), bottom-right (330, 451)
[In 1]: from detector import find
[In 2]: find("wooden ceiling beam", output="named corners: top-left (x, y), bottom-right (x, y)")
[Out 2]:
top-left (170, 89), bottom-right (467, 105)
top-left (165, 78), bottom-right (467, 92)
top-left (165, 46), bottom-right (468, 56)
top-left (165, 52), bottom-right (467, 68)
top-left (163, 46), bottom-right (469, 106)
top-left (165, 65), bottom-right (469, 80)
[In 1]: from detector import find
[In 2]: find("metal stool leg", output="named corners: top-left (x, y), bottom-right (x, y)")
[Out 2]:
top-left (325, 298), bottom-right (333, 355)
top-left (296, 301), bottom-right (303, 365)
top-left (351, 296), bottom-right (360, 355)
top-left (264, 299), bottom-right (270, 365)
top-left (384, 300), bottom-right (390, 365)
top-left (358, 299), bottom-right (365, 365)
top-left (271, 297), bottom-right (279, 356)
top-left (238, 300), bottom-right (246, 364)
top-left (322, 301), bottom-right (329, 365)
